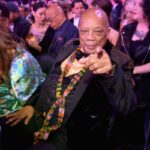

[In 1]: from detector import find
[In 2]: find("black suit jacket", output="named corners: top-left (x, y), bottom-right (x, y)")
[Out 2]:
top-left (27, 39), bottom-right (136, 149)
top-left (69, 18), bottom-right (73, 23)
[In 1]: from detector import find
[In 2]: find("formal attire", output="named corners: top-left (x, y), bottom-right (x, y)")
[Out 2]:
top-left (37, 20), bottom-right (79, 74)
top-left (1, 39), bottom-right (136, 150)
top-left (117, 21), bottom-right (150, 149)
top-left (26, 39), bottom-right (136, 150)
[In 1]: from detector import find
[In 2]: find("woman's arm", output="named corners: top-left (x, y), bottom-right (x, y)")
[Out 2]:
top-left (6, 105), bottom-right (35, 126)
top-left (133, 63), bottom-right (150, 74)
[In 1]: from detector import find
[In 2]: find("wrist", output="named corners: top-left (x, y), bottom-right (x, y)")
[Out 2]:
top-left (104, 61), bottom-right (117, 78)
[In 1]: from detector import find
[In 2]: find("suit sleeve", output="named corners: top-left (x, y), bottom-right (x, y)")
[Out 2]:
top-left (99, 49), bottom-right (137, 114)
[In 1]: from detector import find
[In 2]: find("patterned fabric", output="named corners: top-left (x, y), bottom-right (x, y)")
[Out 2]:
top-left (0, 46), bottom-right (45, 117)
top-left (34, 48), bottom-right (87, 143)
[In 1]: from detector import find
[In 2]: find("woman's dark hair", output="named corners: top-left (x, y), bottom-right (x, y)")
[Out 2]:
top-left (71, 0), bottom-right (88, 9)
top-left (32, 1), bottom-right (47, 12)
top-left (0, 28), bottom-right (16, 81)
top-left (143, 0), bottom-right (150, 22)
top-left (0, 2), bottom-right (10, 18)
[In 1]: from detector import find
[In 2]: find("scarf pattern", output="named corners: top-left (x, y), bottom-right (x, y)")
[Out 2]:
top-left (34, 48), bottom-right (87, 143)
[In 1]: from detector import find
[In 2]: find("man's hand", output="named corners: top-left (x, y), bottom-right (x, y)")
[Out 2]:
top-left (79, 47), bottom-right (113, 75)
top-left (6, 105), bottom-right (35, 126)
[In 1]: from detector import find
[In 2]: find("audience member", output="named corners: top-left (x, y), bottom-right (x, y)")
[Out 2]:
top-left (70, 0), bottom-right (87, 28)
top-left (37, 5), bottom-right (79, 74)
top-left (117, 0), bottom-right (150, 148)
top-left (26, 1), bottom-right (49, 56)
top-left (7, 2), bottom-right (31, 40)
top-left (0, 27), bottom-right (45, 149)
top-left (5, 8), bottom-right (136, 150)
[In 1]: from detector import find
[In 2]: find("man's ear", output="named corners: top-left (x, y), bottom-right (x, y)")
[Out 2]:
top-left (32, 10), bottom-right (35, 18)
top-left (71, 8), bottom-right (74, 14)
top-left (107, 27), bottom-right (111, 40)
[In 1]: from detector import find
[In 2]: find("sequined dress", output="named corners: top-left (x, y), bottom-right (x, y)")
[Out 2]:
top-left (0, 46), bottom-right (45, 117)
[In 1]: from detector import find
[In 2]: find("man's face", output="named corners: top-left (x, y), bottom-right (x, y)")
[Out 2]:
top-left (73, 2), bottom-right (85, 18)
top-left (19, 7), bottom-right (26, 17)
top-left (46, 9), bottom-right (60, 29)
top-left (79, 13), bottom-right (108, 54)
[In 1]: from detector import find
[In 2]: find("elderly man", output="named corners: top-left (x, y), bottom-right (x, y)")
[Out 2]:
top-left (38, 5), bottom-right (79, 74)
top-left (4, 8), bottom-right (136, 150)
top-left (46, 5), bottom-right (79, 57)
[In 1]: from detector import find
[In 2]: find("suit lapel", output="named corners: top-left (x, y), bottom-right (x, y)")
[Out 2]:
top-left (53, 39), bottom-right (92, 123)
top-left (64, 71), bottom-right (93, 123)
top-left (55, 39), bottom-right (79, 64)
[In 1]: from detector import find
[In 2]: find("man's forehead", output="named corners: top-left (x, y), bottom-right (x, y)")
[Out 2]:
top-left (95, 10), bottom-right (103, 18)
top-left (46, 8), bottom-right (55, 15)
top-left (79, 9), bottom-right (108, 28)
top-left (74, 2), bottom-right (83, 7)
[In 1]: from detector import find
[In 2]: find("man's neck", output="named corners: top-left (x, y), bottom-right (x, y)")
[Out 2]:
top-left (59, 18), bottom-right (67, 29)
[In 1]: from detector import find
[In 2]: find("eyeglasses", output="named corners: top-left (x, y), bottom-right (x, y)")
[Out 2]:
top-left (47, 13), bottom-right (59, 23)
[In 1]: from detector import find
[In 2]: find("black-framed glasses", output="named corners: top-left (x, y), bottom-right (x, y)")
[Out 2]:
top-left (47, 13), bottom-right (59, 23)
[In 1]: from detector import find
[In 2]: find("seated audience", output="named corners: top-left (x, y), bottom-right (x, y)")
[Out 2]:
top-left (4, 8), bottom-right (136, 150)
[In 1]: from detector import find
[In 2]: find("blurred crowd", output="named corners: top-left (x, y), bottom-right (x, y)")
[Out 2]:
top-left (0, 0), bottom-right (150, 150)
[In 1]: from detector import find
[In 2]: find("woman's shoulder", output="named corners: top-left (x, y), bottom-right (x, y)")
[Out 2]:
top-left (9, 46), bottom-right (45, 101)
top-left (11, 45), bottom-right (45, 78)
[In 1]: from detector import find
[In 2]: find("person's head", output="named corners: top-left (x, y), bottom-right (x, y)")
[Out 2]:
top-left (0, 28), bottom-right (16, 80)
top-left (7, 2), bottom-right (19, 22)
top-left (71, 0), bottom-right (86, 18)
top-left (79, 8), bottom-right (109, 54)
top-left (19, 5), bottom-right (30, 18)
top-left (130, 0), bottom-right (150, 22)
top-left (32, 1), bottom-right (47, 25)
top-left (92, 0), bottom-right (112, 18)
top-left (46, 5), bottom-right (66, 30)
top-left (124, 0), bottom-right (134, 22)
top-left (0, 2), bottom-right (10, 31)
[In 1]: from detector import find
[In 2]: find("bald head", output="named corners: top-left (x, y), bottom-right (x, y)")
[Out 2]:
top-left (79, 8), bottom-right (110, 54)
top-left (47, 5), bottom-right (64, 15)
top-left (79, 8), bottom-right (109, 29)
top-left (46, 5), bottom-right (66, 29)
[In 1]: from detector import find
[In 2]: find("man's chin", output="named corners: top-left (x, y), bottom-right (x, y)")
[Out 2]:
top-left (84, 48), bottom-right (96, 54)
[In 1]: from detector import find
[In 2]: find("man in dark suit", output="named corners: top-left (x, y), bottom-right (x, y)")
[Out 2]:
top-left (37, 5), bottom-right (79, 74)
top-left (69, 0), bottom-right (87, 28)
top-left (4, 8), bottom-right (136, 150)
top-left (7, 2), bottom-right (31, 40)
